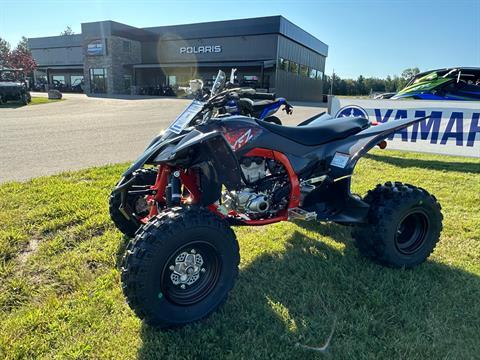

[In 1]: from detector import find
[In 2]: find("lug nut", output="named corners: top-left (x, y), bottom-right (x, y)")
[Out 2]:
top-left (169, 265), bottom-right (174, 271)
top-left (201, 268), bottom-right (206, 273)
top-left (180, 284), bottom-right (186, 289)
top-left (191, 249), bottom-right (196, 254)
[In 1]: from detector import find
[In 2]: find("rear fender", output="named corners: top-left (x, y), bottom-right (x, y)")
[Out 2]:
top-left (307, 116), bottom-right (429, 224)
top-left (325, 116), bottom-right (430, 179)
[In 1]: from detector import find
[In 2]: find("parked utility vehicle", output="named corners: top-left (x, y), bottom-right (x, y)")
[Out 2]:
top-left (0, 67), bottom-right (31, 105)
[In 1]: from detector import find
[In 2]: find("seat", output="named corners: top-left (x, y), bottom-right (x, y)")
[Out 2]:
top-left (256, 116), bottom-right (369, 146)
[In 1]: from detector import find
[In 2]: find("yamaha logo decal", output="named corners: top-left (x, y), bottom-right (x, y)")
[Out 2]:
top-left (336, 105), bottom-right (369, 119)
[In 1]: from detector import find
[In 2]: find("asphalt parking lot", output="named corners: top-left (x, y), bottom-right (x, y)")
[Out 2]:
top-left (0, 93), bottom-right (326, 183)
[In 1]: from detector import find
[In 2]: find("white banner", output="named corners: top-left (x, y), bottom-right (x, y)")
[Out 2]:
top-left (329, 97), bottom-right (480, 157)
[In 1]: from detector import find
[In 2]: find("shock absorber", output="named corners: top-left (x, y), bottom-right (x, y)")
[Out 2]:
top-left (166, 171), bottom-right (182, 206)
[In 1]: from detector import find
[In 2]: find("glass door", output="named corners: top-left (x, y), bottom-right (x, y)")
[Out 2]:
top-left (89, 68), bottom-right (107, 93)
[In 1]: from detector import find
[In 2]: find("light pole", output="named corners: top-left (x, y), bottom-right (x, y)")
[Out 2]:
top-left (330, 68), bottom-right (334, 95)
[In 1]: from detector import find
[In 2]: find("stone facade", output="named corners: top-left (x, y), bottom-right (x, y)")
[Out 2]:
top-left (83, 35), bottom-right (141, 95)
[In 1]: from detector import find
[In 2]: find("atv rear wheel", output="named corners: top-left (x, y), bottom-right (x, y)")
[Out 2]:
top-left (109, 168), bottom-right (158, 238)
top-left (121, 207), bottom-right (239, 328)
top-left (352, 182), bottom-right (442, 268)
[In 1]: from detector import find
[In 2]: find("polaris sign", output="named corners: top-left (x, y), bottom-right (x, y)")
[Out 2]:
top-left (179, 45), bottom-right (222, 54)
top-left (330, 98), bottom-right (480, 157)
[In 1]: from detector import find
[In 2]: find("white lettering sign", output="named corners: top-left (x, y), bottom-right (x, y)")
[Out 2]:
top-left (179, 45), bottom-right (222, 54)
top-left (329, 97), bottom-right (480, 158)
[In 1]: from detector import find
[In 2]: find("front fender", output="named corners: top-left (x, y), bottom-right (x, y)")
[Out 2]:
top-left (122, 133), bottom-right (185, 177)
top-left (153, 130), bottom-right (243, 190)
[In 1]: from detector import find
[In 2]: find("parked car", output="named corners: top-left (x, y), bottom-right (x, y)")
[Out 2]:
top-left (392, 67), bottom-right (480, 100)
top-left (0, 67), bottom-right (31, 105)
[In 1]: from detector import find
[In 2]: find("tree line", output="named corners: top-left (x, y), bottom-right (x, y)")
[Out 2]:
top-left (0, 28), bottom-right (73, 76)
top-left (324, 68), bottom-right (421, 96)
top-left (0, 37), bottom-right (37, 76)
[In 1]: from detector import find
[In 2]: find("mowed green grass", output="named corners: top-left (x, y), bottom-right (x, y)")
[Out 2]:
top-left (29, 97), bottom-right (64, 106)
top-left (0, 150), bottom-right (478, 359)
top-left (0, 97), bottom-right (63, 108)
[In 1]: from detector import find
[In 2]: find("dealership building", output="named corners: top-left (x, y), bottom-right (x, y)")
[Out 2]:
top-left (28, 16), bottom-right (328, 101)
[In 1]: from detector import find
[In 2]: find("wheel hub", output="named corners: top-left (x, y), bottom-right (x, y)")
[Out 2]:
top-left (169, 249), bottom-right (205, 287)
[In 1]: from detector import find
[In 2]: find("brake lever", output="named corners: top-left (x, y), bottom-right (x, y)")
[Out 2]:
top-left (283, 104), bottom-right (293, 115)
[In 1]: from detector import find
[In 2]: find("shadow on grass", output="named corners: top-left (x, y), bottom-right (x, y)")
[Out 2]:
top-left (366, 153), bottom-right (480, 174)
top-left (0, 102), bottom-right (25, 109)
top-left (135, 224), bottom-right (480, 359)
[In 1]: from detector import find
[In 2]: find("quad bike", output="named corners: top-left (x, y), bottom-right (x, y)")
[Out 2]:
top-left (111, 70), bottom-right (443, 328)
top-left (110, 71), bottom-right (291, 237)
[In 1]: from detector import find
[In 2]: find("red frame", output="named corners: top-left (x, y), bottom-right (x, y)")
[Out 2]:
top-left (145, 148), bottom-right (300, 225)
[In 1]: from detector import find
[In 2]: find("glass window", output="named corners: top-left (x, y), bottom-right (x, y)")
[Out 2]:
top-left (289, 61), bottom-right (299, 75)
top-left (316, 71), bottom-right (324, 80)
top-left (52, 75), bottom-right (65, 84)
top-left (91, 68), bottom-right (106, 76)
top-left (309, 69), bottom-right (317, 79)
top-left (70, 75), bottom-right (84, 86)
top-left (278, 58), bottom-right (289, 71)
top-left (300, 65), bottom-right (309, 77)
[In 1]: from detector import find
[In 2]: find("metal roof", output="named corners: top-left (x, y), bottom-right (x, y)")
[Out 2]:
top-left (28, 34), bottom-right (83, 49)
top-left (27, 16), bottom-right (328, 57)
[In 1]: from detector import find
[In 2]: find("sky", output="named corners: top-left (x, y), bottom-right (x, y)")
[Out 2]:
top-left (1, 0), bottom-right (479, 78)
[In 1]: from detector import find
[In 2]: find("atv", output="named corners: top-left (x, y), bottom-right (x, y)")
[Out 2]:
top-left (111, 70), bottom-right (443, 328)
top-left (0, 67), bottom-right (31, 105)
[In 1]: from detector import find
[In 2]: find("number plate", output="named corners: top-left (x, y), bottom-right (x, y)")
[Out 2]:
top-left (331, 152), bottom-right (350, 168)
top-left (169, 100), bottom-right (204, 134)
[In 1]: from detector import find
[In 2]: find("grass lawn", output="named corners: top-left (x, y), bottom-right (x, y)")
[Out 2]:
top-left (29, 97), bottom-right (64, 106)
top-left (0, 150), bottom-right (478, 359)
top-left (0, 97), bottom-right (63, 108)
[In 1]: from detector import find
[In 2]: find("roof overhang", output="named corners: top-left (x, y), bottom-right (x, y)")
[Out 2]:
top-left (132, 61), bottom-right (268, 69)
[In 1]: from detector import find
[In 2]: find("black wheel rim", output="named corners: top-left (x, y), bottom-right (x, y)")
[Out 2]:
top-left (395, 209), bottom-right (429, 255)
top-left (160, 241), bottom-right (221, 306)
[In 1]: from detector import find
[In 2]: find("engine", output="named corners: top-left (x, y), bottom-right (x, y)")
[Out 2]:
top-left (221, 156), bottom-right (290, 218)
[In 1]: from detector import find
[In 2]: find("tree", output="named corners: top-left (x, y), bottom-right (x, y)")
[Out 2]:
top-left (0, 37), bottom-right (11, 67)
top-left (7, 37), bottom-right (36, 75)
top-left (60, 26), bottom-right (75, 36)
top-left (401, 67), bottom-right (420, 81)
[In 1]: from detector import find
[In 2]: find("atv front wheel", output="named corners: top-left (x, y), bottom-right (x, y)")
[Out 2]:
top-left (352, 182), bottom-right (442, 268)
top-left (20, 93), bottom-right (28, 105)
top-left (109, 168), bottom-right (158, 237)
top-left (121, 207), bottom-right (239, 327)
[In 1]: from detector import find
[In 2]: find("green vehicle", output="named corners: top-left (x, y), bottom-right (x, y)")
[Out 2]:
top-left (391, 67), bottom-right (480, 101)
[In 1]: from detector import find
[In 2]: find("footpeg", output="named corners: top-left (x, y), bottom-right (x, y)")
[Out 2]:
top-left (288, 208), bottom-right (317, 221)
